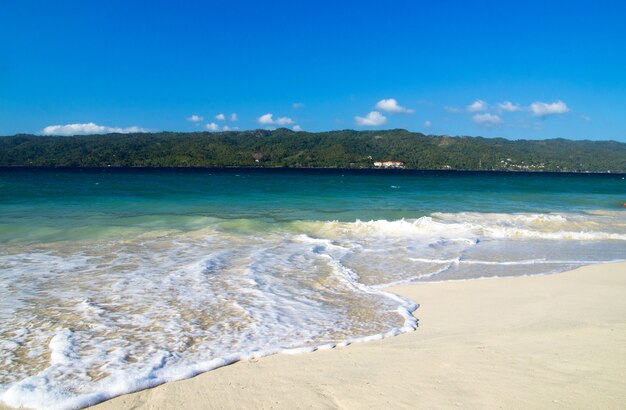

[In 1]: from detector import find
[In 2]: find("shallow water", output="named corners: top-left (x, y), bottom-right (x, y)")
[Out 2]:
top-left (1, 168), bottom-right (625, 409)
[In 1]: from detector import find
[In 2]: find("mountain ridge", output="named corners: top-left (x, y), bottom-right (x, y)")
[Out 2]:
top-left (2, 129), bottom-right (625, 172)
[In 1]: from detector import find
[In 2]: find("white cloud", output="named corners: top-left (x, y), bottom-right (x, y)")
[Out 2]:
top-left (206, 122), bottom-right (220, 131)
top-left (257, 113), bottom-right (275, 124)
top-left (206, 123), bottom-right (238, 132)
top-left (257, 113), bottom-right (294, 126)
top-left (230, 113), bottom-right (238, 121)
top-left (375, 98), bottom-right (414, 113)
top-left (467, 99), bottom-right (488, 112)
top-left (187, 115), bottom-right (203, 122)
top-left (498, 101), bottom-right (522, 112)
top-left (530, 100), bottom-right (570, 117)
top-left (215, 113), bottom-right (226, 121)
top-left (355, 111), bottom-right (387, 127)
top-left (424, 120), bottom-right (432, 128)
top-left (472, 113), bottom-right (502, 126)
top-left (293, 125), bottom-right (302, 131)
top-left (42, 122), bottom-right (149, 136)
top-left (292, 102), bottom-right (304, 109)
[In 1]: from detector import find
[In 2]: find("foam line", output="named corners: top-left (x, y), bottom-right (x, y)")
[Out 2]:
top-left (2, 210), bottom-right (625, 409)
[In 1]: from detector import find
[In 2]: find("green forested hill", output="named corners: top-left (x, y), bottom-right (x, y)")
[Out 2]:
top-left (1, 129), bottom-right (625, 172)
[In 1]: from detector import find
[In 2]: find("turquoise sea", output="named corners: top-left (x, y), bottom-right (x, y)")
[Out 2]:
top-left (1, 168), bottom-right (625, 409)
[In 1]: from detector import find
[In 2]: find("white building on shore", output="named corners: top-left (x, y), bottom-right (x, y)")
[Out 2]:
top-left (373, 161), bottom-right (404, 168)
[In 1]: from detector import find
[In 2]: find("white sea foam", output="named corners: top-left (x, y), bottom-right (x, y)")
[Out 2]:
top-left (1, 211), bottom-right (625, 409)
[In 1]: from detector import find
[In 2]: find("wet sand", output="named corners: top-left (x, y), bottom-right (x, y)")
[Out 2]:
top-left (82, 262), bottom-right (626, 409)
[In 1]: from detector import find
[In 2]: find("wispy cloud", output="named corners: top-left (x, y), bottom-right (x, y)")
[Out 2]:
top-left (424, 120), bottom-right (432, 128)
top-left (42, 123), bottom-right (149, 136)
top-left (215, 113), bottom-right (226, 121)
top-left (292, 102), bottom-right (304, 109)
top-left (444, 106), bottom-right (462, 113)
top-left (230, 113), bottom-right (238, 121)
top-left (467, 99), bottom-right (488, 112)
top-left (355, 111), bottom-right (387, 126)
top-left (187, 115), bottom-right (203, 122)
top-left (472, 113), bottom-right (502, 126)
top-left (375, 98), bottom-right (414, 113)
top-left (257, 113), bottom-right (294, 126)
top-left (206, 123), bottom-right (239, 132)
top-left (530, 100), bottom-right (570, 117)
top-left (498, 101), bottom-right (522, 112)
top-left (512, 121), bottom-right (543, 131)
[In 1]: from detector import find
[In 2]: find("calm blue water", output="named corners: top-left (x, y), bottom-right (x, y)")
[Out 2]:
top-left (1, 168), bottom-right (625, 409)
top-left (1, 168), bottom-right (625, 240)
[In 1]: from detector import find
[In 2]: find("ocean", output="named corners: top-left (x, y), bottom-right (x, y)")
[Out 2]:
top-left (1, 168), bottom-right (625, 409)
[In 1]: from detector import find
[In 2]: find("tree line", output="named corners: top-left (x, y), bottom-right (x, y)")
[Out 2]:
top-left (1, 128), bottom-right (625, 172)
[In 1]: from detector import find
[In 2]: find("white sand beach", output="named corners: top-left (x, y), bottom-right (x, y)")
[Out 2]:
top-left (80, 262), bottom-right (626, 409)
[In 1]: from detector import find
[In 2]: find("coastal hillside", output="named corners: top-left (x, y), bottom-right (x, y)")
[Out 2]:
top-left (1, 129), bottom-right (625, 172)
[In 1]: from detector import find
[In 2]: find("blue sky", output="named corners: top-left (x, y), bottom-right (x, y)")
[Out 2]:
top-left (1, 1), bottom-right (625, 140)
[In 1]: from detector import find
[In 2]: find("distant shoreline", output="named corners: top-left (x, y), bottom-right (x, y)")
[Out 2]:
top-left (2, 130), bottom-right (625, 172)
top-left (1, 166), bottom-right (625, 176)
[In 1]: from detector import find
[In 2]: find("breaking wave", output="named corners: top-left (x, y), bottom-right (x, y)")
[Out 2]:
top-left (1, 210), bottom-right (625, 409)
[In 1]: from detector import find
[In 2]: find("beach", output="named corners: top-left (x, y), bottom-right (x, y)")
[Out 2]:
top-left (83, 262), bottom-right (626, 409)
top-left (3, 0), bottom-right (626, 407)
top-left (2, 169), bottom-right (625, 409)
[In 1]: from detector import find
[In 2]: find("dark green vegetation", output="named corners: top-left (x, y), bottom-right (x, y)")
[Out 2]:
top-left (1, 129), bottom-right (625, 172)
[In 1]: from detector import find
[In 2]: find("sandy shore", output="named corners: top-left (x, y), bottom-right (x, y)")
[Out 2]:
top-left (87, 262), bottom-right (626, 409)
top-left (3, 262), bottom-right (626, 409)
